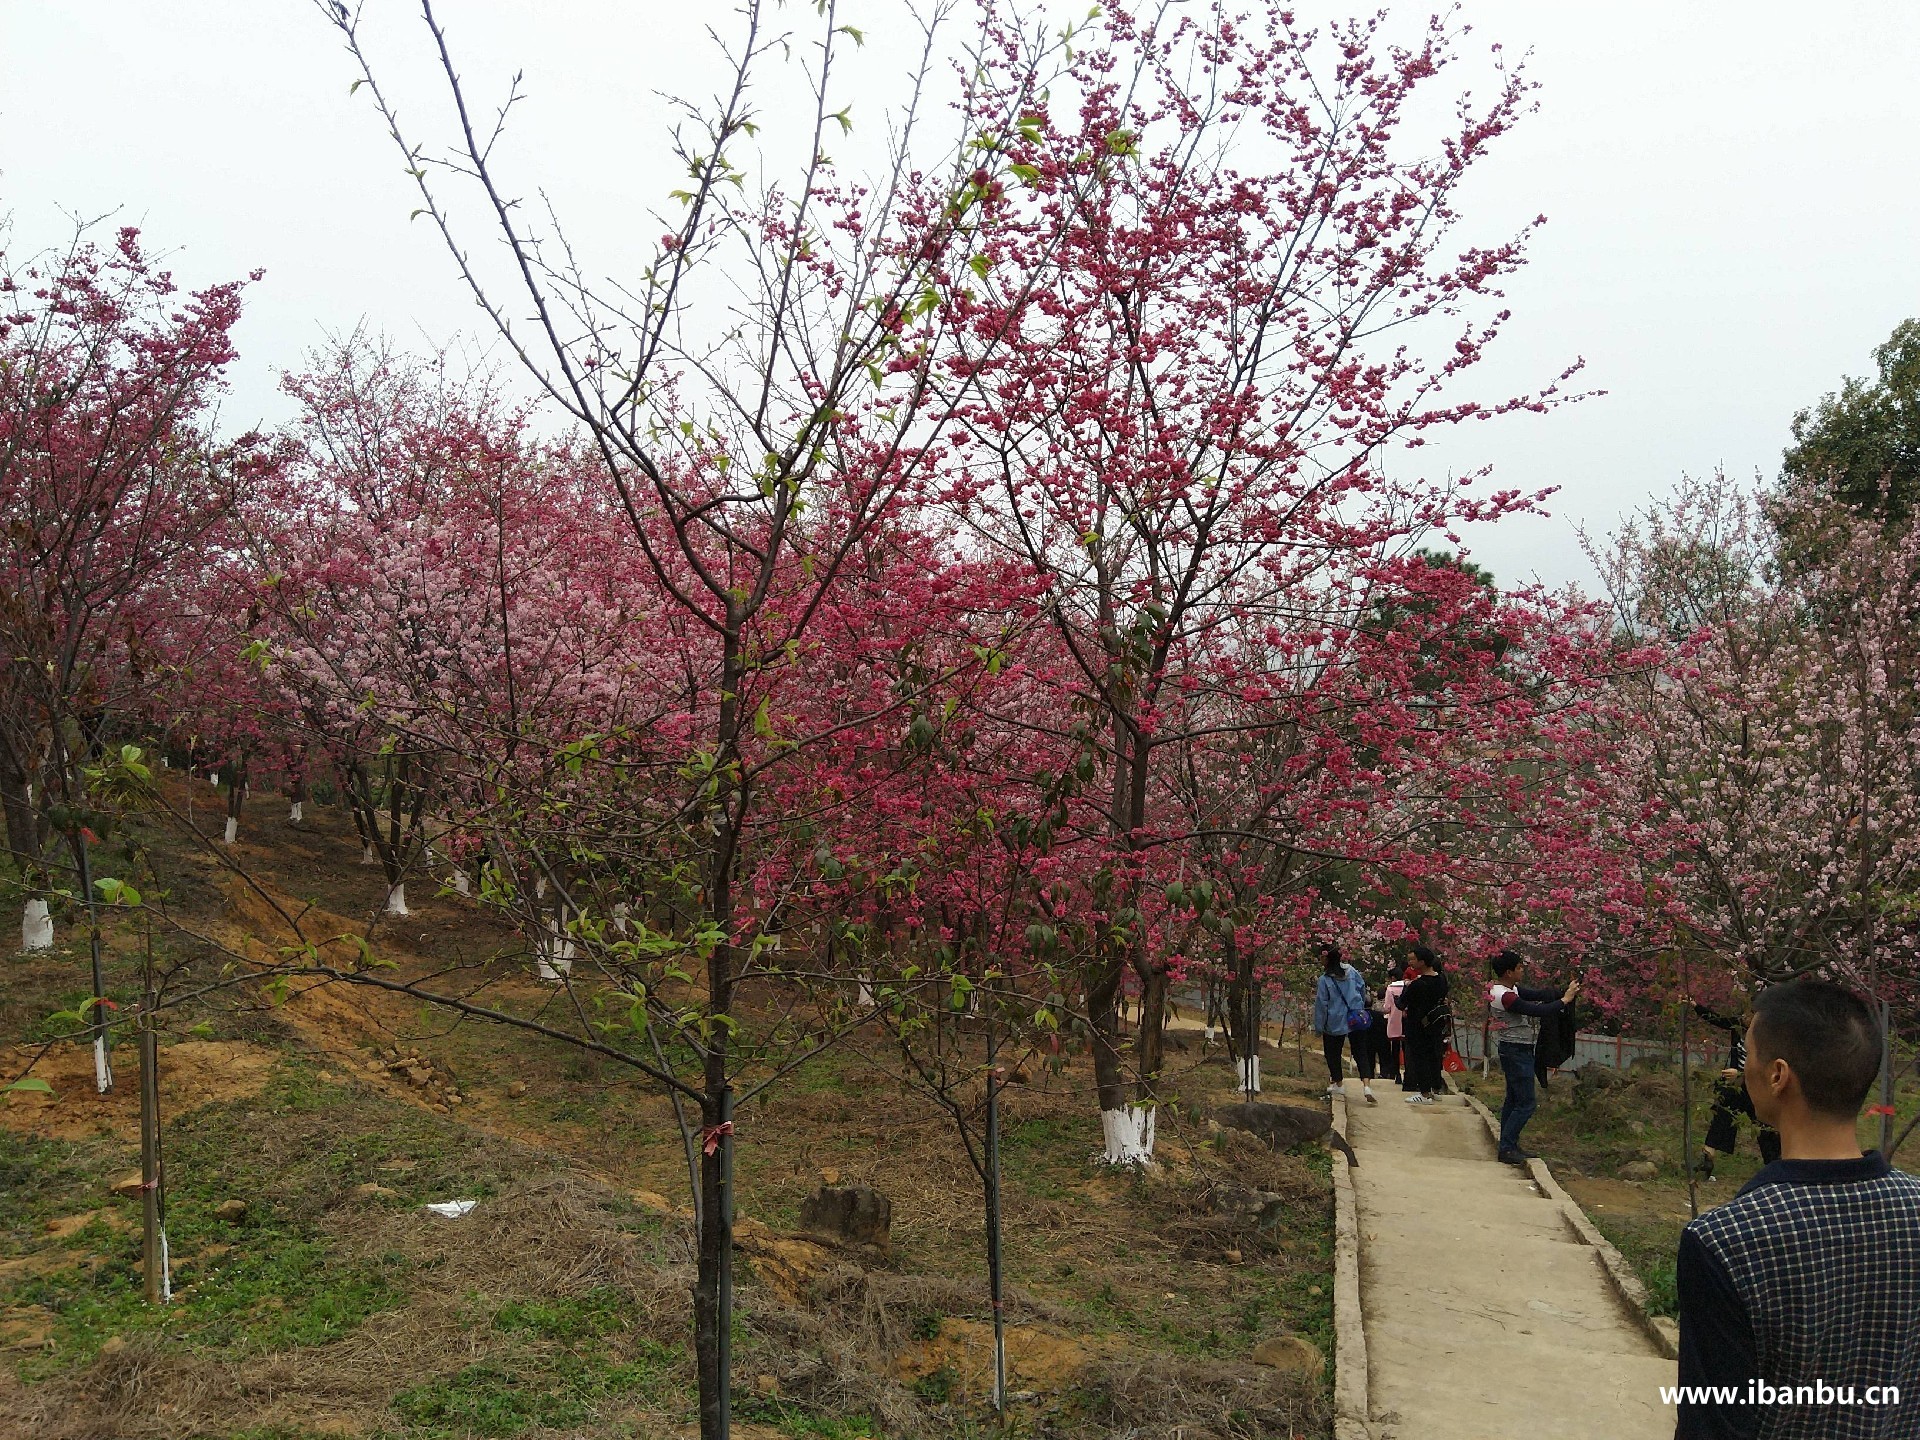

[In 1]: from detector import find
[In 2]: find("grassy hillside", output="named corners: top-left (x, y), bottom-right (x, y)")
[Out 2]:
top-left (1, 781), bottom-right (1337, 1440)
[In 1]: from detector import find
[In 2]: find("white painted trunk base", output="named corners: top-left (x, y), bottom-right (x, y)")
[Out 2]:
top-left (1203, 1025), bottom-right (1217, 1043)
top-left (289, 801), bottom-right (304, 823)
top-left (223, 816), bottom-right (239, 845)
top-left (535, 936), bottom-right (575, 981)
top-left (855, 977), bottom-right (875, 1008)
top-left (384, 884), bottom-right (409, 917)
top-left (160, 1227), bottom-right (173, 1303)
top-left (451, 869), bottom-right (470, 897)
top-left (1099, 1105), bottom-right (1156, 1166)
top-left (22, 899), bottom-right (53, 951)
top-left (536, 899), bottom-right (574, 979)
top-left (360, 844), bottom-right (377, 866)
top-left (612, 902), bottom-right (630, 935)
top-left (1239, 1055), bottom-right (1262, 1094)
top-left (94, 1034), bottom-right (113, 1093)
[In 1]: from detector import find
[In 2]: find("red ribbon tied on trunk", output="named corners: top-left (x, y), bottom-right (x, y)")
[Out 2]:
top-left (1865, 1104), bottom-right (1897, 1118)
top-left (701, 1121), bottom-right (734, 1157)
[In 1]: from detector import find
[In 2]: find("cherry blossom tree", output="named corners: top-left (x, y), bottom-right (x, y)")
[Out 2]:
top-left (0, 219), bottom-right (262, 1088)
top-left (930, 6), bottom-right (1572, 1158)
top-left (1593, 472), bottom-right (1920, 1002)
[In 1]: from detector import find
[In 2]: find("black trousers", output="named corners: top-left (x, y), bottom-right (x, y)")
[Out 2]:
top-left (1704, 1080), bottom-right (1782, 1163)
top-left (1404, 1029), bottom-right (1443, 1094)
top-left (1380, 1034), bottom-right (1404, 1084)
top-left (1322, 1029), bottom-right (1378, 1084)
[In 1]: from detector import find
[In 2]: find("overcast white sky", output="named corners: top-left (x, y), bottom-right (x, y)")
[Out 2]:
top-left (4, 1), bottom-right (1917, 589)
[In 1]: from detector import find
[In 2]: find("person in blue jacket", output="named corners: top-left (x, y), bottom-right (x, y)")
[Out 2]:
top-left (1313, 944), bottom-right (1377, 1104)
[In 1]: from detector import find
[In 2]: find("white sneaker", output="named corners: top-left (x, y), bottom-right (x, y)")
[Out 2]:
top-left (1325, 1083), bottom-right (1343, 1096)
top-left (1363, 1085), bottom-right (1377, 1104)
top-left (1405, 1093), bottom-right (1433, 1105)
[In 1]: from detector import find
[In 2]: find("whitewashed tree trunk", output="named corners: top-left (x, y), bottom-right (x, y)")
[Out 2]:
top-left (384, 883), bottom-right (409, 917)
top-left (288, 800), bottom-right (304, 823)
top-left (855, 976), bottom-right (875, 1008)
top-left (451, 869), bottom-right (470, 897)
top-left (223, 816), bottom-right (239, 846)
top-left (1099, 1105), bottom-right (1157, 1166)
top-left (535, 894), bottom-right (573, 979)
top-left (94, 1034), bottom-right (113, 1093)
top-left (22, 899), bottom-right (53, 951)
top-left (612, 901), bottom-right (630, 935)
top-left (360, 843), bottom-right (377, 866)
top-left (535, 928), bottom-right (575, 980)
top-left (1240, 1055), bottom-right (1262, 1094)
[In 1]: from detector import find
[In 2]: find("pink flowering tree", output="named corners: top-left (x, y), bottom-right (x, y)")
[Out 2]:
top-left (310, 1), bottom-right (1115, 1427)
top-left (0, 221), bottom-right (262, 1089)
top-left (931, 6), bottom-right (1572, 1159)
top-left (1592, 472), bottom-right (1920, 1007)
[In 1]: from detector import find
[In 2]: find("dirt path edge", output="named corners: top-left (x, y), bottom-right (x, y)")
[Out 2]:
top-left (1447, 1078), bottom-right (1682, 1361)
top-left (1329, 1091), bottom-right (1374, 1440)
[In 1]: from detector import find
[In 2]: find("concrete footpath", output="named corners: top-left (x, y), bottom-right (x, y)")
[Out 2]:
top-left (1337, 1079), bottom-right (1678, 1439)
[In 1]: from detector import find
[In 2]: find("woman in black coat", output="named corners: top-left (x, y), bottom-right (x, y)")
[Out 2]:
top-left (1682, 993), bottom-right (1780, 1178)
top-left (1395, 945), bottom-right (1451, 1103)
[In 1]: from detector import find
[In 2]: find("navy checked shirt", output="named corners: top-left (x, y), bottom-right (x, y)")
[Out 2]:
top-left (1675, 1151), bottom-right (1920, 1439)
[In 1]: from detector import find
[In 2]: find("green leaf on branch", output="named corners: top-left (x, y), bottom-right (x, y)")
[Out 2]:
top-left (4, 1077), bottom-right (53, 1095)
top-left (94, 876), bottom-right (142, 907)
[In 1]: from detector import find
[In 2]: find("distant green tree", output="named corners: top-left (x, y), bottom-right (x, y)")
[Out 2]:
top-left (1782, 319), bottom-right (1920, 523)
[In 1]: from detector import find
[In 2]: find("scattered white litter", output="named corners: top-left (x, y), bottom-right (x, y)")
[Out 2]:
top-left (420, 1199), bottom-right (478, 1219)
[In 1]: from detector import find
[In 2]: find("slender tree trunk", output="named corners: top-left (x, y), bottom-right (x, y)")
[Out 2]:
top-left (4, 764), bottom-right (52, 950)
top-left (223, 754), bottom-right (247, 845)
top-left (1134, 962), bottom-right (1169, 1099)
top-left (985, 1026), bottom-right (1007, 1416)
top-left (1879, 999), bottom-right (1895, 1155)
top-left (1680, 970), bottom-right (1697, 1220)
top-left (1, 766), bottom-right (41, 871)
top-left (1088, 954), bottom-right (1128, 1114)
top-left (72, 829), bottom-right (113, 1093)
top-left (694, 1083), bottom-right (734, 1440)
top-left (139, 1007), bottom-right (169, 1303)
top-left (1122, 731), bottom-right (1164, 1112)
top-left (694, 618), bottom-right (746, 1440)
top-left (139, 921), bottom-right (168, 1302)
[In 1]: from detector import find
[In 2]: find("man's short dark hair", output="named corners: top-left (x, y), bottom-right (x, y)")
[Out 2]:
top-left (1411, 944), bottom-right (1438, 970)
top-left (1490, 948), bottom-right (1522, 979)
top-left (1751, 980), bottom-right (1882, 1120)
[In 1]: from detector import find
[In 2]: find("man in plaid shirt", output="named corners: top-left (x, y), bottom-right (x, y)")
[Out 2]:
top-left (1675, 980), bottom-right (1920, 1439)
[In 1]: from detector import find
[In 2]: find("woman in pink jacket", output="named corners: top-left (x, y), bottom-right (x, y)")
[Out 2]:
top-left (1380, 964), bottom-right (1413, 1087)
